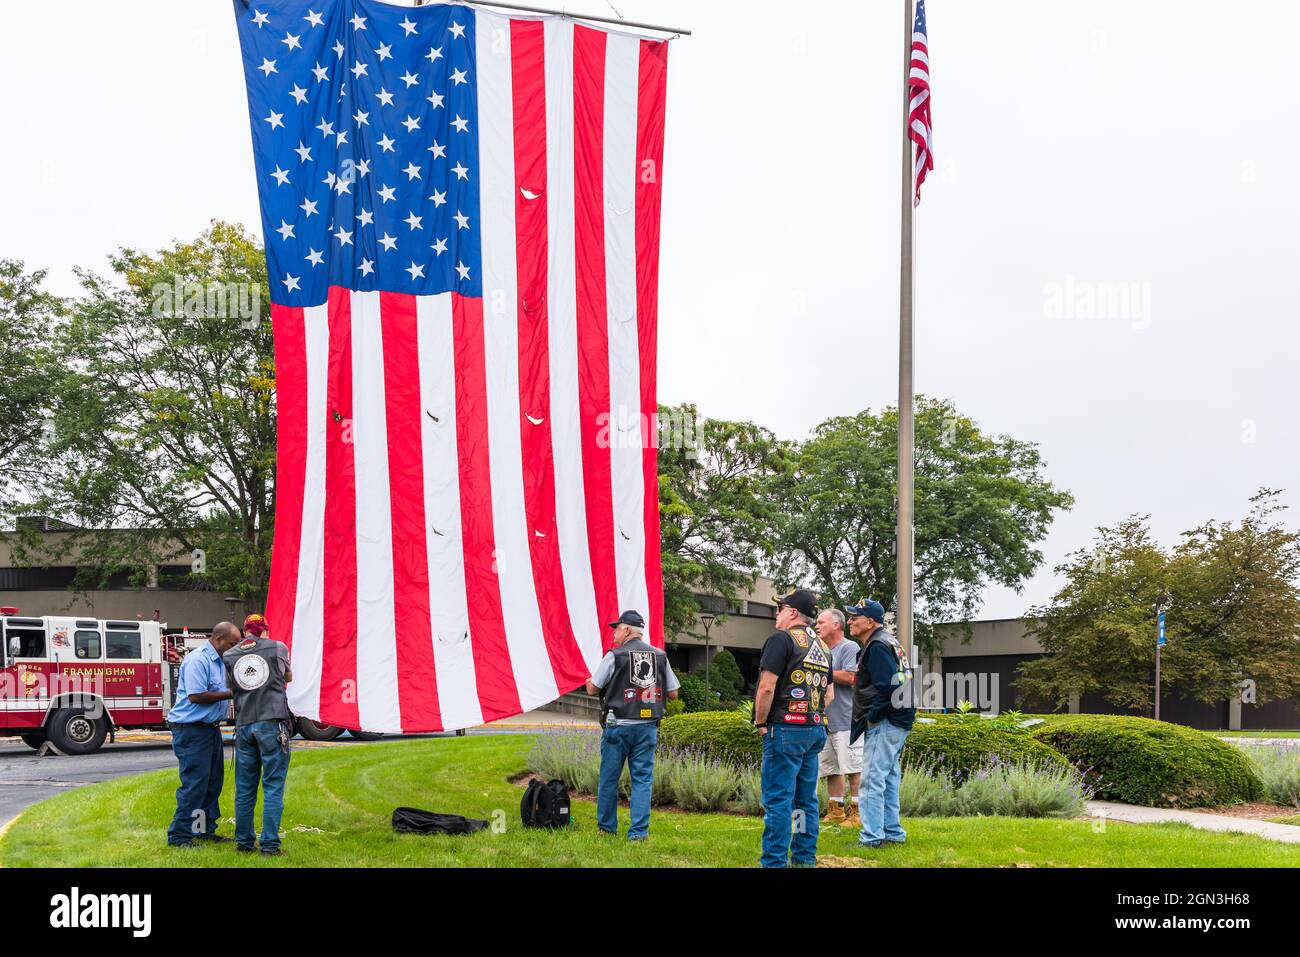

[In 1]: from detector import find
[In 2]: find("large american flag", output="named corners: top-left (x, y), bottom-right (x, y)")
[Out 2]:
top-left (234, 0), bottom-right (669, 732)
top-left (909, 0), bottom-right (933, 206)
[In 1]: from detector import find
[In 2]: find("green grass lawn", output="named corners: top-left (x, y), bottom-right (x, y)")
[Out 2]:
top-left (1215, 730), bottom-right (1300, 738)
top-left (4, 734), bottom-right (1300, 868)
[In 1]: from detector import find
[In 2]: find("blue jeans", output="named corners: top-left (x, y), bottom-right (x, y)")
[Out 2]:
top-left (858, 719), bottom-right (909, 844)
top-left (167, 723), bottom-right (224, 845)
top-left (235, 720), bottom-right (292, 850)
top-left (597, 722), bottom-right (658, 839)
top-left (760, 723), bottom-right (827, 868)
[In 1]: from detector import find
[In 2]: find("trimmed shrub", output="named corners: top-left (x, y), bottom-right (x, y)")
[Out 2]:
top-left (675, 672), bottom-right (707, 713)
top-left (904, 719), bottom-right (1070, 781)
top-left (664, 698), bottom-right (686, 718)
top-left (693, 649), bottom-right (745, 704)
top-left (1034, 715), bottom-right (1263, 808)
top-left (659, 710), bottom-right (761, 768)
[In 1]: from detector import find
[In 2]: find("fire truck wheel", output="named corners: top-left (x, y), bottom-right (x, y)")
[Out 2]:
top-left (348, 728), bottom-right (385, 741)
top-left (296, 717), bottom-right (344, 741)
top-left (19, 733), bottom-right (46, 751)
top-left (47, 707), bottom-right (109, 755)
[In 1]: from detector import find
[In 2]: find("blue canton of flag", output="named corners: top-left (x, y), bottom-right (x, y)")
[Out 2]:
top-left (235, 0), bottom-right (482, 305)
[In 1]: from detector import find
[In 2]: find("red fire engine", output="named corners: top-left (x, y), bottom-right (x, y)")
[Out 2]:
top-left (0, 607), bottom-right (384, 752)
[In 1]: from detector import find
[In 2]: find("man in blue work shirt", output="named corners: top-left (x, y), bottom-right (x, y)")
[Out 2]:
top-left (166, 621), bottom-right (240, 848)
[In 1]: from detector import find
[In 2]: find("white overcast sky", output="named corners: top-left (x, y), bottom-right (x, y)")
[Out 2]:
top-left (2, 0), bottom-right (1297, 619)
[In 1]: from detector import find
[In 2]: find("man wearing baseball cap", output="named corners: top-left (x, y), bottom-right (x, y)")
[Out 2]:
top-left (585, 610), bottom-right (680, 841)
top-left (752, 589), bottom-right (834, 867)
top-left (846, 599), bottom-right (915, 848)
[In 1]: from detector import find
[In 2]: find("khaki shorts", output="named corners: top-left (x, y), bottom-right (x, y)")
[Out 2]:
top-left (819, 729), bottom-right (863, 777)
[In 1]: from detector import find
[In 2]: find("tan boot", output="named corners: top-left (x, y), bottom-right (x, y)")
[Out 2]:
top-left (840, 801), bottom-right (861, 828)
top-left (824, 801), bottom-right (846, 824)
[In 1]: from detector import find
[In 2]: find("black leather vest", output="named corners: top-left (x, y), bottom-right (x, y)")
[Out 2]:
top-left (770, 624), bottom-right (833, 727)
top-left (601, 638), bottom-right (669, 721)
top-left (852, 629), bottom-right (915, 722)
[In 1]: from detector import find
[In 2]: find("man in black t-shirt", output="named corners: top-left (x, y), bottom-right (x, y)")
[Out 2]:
top-left (752, 589), bottom-right (833, 868)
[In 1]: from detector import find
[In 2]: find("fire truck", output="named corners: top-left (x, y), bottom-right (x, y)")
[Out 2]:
top-left (0, 607), bottom-right (383, 753)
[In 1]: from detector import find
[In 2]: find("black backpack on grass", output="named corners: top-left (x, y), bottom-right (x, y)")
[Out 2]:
top-left (521, 778), bottom-right (571, 829)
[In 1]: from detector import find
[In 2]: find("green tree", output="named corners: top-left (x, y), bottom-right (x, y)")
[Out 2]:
top-left (767, 397), bottom-right (1073, 655)
top-left (657, 403), bottom-right (783, 638)
top-left (1017, 490), bottom-right (1300, 712)
top-left (693, 647), bottom-right (745, 705)
top-left (20, 221), bottom-right (275, 604)
top-left (0, 260), bottom-right (63, 508)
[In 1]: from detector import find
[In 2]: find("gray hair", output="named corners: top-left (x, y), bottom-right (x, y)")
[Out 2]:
top-left (824, 609), bottom-right (846, 631)
top-left (626, 625), bottom-right (644, 640)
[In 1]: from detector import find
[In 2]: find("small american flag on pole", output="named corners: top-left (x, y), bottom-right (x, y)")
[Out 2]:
top-left (233, 0), bottom-right (670, 733)
top-left (908, 0), bottom-right (933, 206)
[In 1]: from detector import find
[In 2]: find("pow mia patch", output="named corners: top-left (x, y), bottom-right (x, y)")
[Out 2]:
top-left (629, 651), bottom-right (656, 688)
top-left (232, 653), bottom-right (270, 691)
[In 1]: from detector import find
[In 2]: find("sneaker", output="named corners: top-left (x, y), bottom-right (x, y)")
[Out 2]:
top-left (260, 847), bottom-right (283, 856)
top-left (824, 802), bottom-right (846, 825)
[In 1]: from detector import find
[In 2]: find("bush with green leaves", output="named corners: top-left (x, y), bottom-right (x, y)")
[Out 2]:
top-left (674, 672), bottom-right (708, 712)
top-left (1231, 742), bottom-right (1300, 808)
top-left (692, 649), bottom-right (745, 704)
top-left (899, 756), bottom-right (1089, 818)
top-left (904, 718), bottom-right (1070, 781)
top-left (659, 710), bottom-right (762, 768)
top-left (1034, 715), bottom-right (1263, 808)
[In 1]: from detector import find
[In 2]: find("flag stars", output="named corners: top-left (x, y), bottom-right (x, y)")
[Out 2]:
top-left (400, 70), bottom-right (420, 88)
top-left (295, 141), bottom-right (313, 162)
top-left (351, 60), bottom-right (369, 79)
top-left (317, 119), bottom-right (334, 137)
top-left (400, 16), bottom-right (419, 37)
top-left (403, 161), bottom-right (422, 180)
top-left (282, 32), bottom-right (302, 51)
top-left (406, 261), bottom-right (425, 280)
top-left (355, 159), bottom-right (371, 178)
top-left (258, 58), bottom-right (278, 77)
top-left (451, 161), bottom-right (468, 181)
top-left (402, 115), bottom-right (421, 134)
top-left (450, 67), bottom-right (467, 86)
top-left (429, 141), bottom-right (446, 159)
top-left (289, 84), bottom-right (308, 105)
top-left (270, 165), bottom-right (290, 185)
top-left (454, 210), bottom-right (469, 230)
top-left (312, 62), bottom-right (328, 82)
top-left (379, 232), bottom-right (398, 252)
top-left (334, 226), bottom-right (354, 246)
top-left (375, 87), bottom-right (394, 107)
top-left (430, 189), bottom-right (446, 207)
top-left (449, 21), bottom-right (466, 39)
top-left (283, 273), bottom-right (300, 292)
top-left (358, 258), bottom-right (375, 276)
top-left (357, 208), bottom-right (374, 226)
top-left (265, 109), bottom-right (284, 130)
top-left (378, 183), bottom-right (397, 203)
top-left (333, 40), bottom-right (345, 59)
top-left (335, 129), bottom-right (348, 147)
top-left (334, 175), bottom-right (352, 195)
top-left (426, 46), bottom-right (444, 64)
top-left (251, 9), bottom-right (269, 28)
top-left (377, 133), bottom-right (396, 153)
top-left (301, 198), bottom-right (319, 217)
top-left (304, 9), bottom-right (323, 28)
top-left (456, 261), bottom-right (471, 281)
top-left (276, 220), bottom-right (295, 241)
top-left (405, 211), bottom-right (423, 231)
top-left (305, 248), bottom-right (324, 267)
top-left (427, 91), bottom-right (444, 110)
top-left (376, 42), bottom-right (393, 61)
top-left (351, 14), bottom-right (367, 31)
top-left (451, 115), bottom-right (469, 133)
top-left (353, 108), bottom-right (369, 126)
top-left (432, 237), bottom-right (447, 256)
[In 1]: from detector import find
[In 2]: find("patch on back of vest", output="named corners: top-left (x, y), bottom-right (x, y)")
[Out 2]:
top-left (238, 638), bottom-right (257, 650)
top-left (802, 640), bottom-right (830, 670)
top-left (232, 653), bottom-right (270, 691)
top-left (629, 651), bottom-right (656, 688)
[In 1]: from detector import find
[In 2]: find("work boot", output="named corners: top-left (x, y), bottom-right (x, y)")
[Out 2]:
top-left (824, 801), bottom-right (846, 825)
top-left (840, 801), bottom-right (861, 828)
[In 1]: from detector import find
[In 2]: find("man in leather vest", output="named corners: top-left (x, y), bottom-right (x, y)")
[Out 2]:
top-left (753, 589), bottom-right (834, 868)
top-left (222, 613), bottom-right (294, 856)
top-left (847, 600), bottom-right (916, 848)
top-left (585, 610), bottom-right (680, 841)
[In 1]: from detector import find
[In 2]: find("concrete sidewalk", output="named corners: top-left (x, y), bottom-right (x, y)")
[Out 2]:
top-left (477, 711), bottom-right (598, 730)
top-left (1087, 800), bottom-right (1300, 844)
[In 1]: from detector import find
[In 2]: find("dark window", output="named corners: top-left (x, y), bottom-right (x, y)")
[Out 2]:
top-left (156, 565), bottom-right (212, 591)
top-left (694, 594), bottom-right (742, 615)
top-left (5, 626), bottom-right (46, 658)
top-left (74, 630), bottom-right (102, 660)
top-left (0, 567), bottom-right (78, 590)
top-left (106, 630), bottom-right (141, 659)
top-left (747, 602), bottom-right (777, 618)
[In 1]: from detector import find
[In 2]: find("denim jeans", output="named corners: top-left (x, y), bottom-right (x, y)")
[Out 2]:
top-left (858, 719), bottom-right (909, 844)
top-left (760, 723), bottom-right (827, 868)
top-left (597, 722), bottom-right (658, 839)
top-left (167, 723), bottom-right (224, 846)
top-left (235, 720), bottom-right (292, 850)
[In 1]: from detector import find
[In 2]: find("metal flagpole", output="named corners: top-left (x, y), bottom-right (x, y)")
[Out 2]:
top-left (896, 0), bottom-right (916, 664)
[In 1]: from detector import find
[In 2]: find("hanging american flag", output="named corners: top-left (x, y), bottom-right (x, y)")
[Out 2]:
top-left (233, 0), bottom-right (670, 732)
top-left (908, 0), bottom-right (933, 205)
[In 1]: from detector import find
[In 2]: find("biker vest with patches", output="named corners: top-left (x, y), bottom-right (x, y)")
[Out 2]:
top-left (851, 629), bottom-right (915, 722)
top-left (222, 636), bottom-right (292, 726)
top-left (771, 624), bottom-right (833, 726)
top-left (601, 638), bottom-right (670, 722)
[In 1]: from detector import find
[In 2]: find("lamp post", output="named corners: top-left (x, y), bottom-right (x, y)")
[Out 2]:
top-left (1154, 591), bottom-right (1171, 721)
top-left (699, 613), bottom-right (716, 707)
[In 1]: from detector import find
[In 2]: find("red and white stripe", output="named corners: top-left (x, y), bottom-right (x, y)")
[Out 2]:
top-left (264, 11), bottom-right (669, 733)
top-left (908, 15), bottom-right (933, 206)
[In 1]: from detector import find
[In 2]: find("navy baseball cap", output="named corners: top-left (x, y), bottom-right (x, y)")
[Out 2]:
top-left (608, 610), bottom-right (646, 629)
top-left (845, 599), bottom-right (886, 623)
top-left (775, 589), bottom-right (818, 619)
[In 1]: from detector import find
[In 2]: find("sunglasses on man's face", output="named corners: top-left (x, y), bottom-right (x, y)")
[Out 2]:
top-left (846, 614), bottom-right (863, 622)
top-left (776, 603), bottom-right (790, 615)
